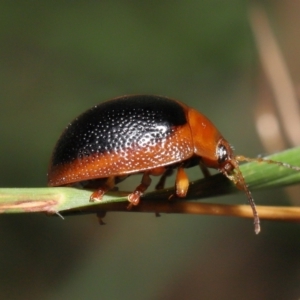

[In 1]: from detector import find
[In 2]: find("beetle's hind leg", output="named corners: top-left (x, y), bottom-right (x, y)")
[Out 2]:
top-left (90, 176), bottom-right (115, 202)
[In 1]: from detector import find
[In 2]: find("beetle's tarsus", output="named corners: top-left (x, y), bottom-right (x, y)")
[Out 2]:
top-left (90, 189), bottom-right (105, 202)
top-left (127, 191), bottom-right (142, 206)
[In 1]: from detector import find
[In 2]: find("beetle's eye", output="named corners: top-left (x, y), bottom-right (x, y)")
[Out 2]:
top-left (217, 144), bottom-right (228, 164)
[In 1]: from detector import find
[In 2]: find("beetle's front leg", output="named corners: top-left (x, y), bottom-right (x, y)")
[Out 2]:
top-left (175, 166), bottom-right (189, 197)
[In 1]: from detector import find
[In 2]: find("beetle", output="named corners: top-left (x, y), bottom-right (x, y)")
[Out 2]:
top-left (47, 95), bottom-right (299, 234)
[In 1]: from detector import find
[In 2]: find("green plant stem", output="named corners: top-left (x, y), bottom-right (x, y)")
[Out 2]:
top-left (0, 147), bottom-right (299, 225)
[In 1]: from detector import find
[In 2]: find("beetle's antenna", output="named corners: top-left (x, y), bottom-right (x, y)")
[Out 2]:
top-left (235, 166), bottom-right (260, 234)
top-left (230, 155), bottom-right (300, 234)
top-left (236, 155), bottom-right (300, 171)
top-left (222, 160), bottom-right (261, 234)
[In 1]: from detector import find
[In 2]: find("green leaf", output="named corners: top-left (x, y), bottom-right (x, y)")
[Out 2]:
top-left (143, 146), bottom-right (300, 201)
top-left (0, 147), bottom-right (299, 215)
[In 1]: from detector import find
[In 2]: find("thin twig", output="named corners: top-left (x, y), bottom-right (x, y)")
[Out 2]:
top-left (62, 200), bottom-right (300, 223)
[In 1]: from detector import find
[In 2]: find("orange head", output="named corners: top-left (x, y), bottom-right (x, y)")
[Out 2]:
top-left (187, 108), bottom-right (260, 233)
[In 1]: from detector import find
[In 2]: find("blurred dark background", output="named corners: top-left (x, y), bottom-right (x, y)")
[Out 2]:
top-left (1, 1), bottom-right (300, 299)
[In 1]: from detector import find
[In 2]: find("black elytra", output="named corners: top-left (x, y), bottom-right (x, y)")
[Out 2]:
top-left (51, 95), bottom-right (188, 166)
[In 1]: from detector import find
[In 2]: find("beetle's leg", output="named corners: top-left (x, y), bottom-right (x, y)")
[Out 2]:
top-left (155, 168), bottom-right (174, 190)
top-left (127, 172), bottom-right (151, 207)
top-left (175, 166), bottom-right (189, 197)
top-left (90, 176), bottom-right (115, 202)
top-left (199, 161), bottom-right (211, 178)
top-left (96, 211), bottom-right (107, 225)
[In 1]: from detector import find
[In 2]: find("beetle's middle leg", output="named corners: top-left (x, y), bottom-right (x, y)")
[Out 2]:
top-left (155, 168), bottom-right (174, 190)
top-left (127, 167), bottom-right (166, 208)
top-left (127, 172), bottom-right (152, 207)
